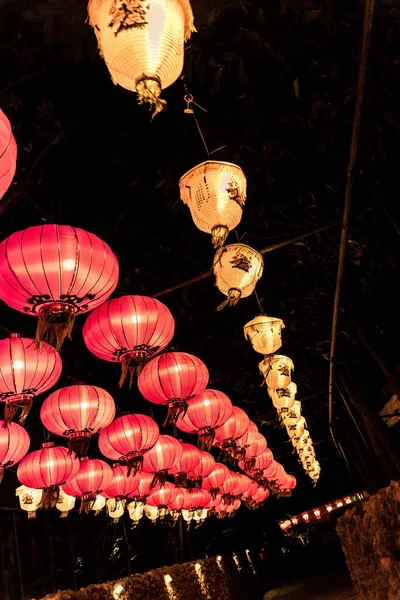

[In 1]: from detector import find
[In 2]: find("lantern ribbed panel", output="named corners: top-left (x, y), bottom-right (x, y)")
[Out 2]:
top-left (281, 401), bottom-right (302, 426)
top-left (278, 474), bottom-right (296, 491)
top-left (187, 450), bottom-right (215, 479)
top-left (224, 499), bottom-right (241, 513)
top-left (242, 479), bottom-right (258, 499)
top-left (213, 244), bottom-right (263, 300)
top-left (252, 487), bottom-right (269, 503)
top-left (101, 465), bottom-right (140, 499)
top-left (268, 382), bottom-right (297, 410)
top-left (0, 421), bottom-right (30, 469)
top-left (214, 406), bottom-right (249, 445)
top-left (179, 161), bottom-right (246, 242)
top-left (259, 354), bottom-right (294, 390)
top-left (176, 389), bottom-right (233, 433)
top-left (201, 463), bottom-right (229, 491)
top-left (62, 457), bottom-right (112, 498)
top-left (88, 0), bottom-right (194, 92)
top-left (169, 442), bottom-right (200, 475)
top-left (182, 489), bottom-right (211, 510)
top-left (146, 481), bottom-right (177, 507)
top-left (40, 385), bottom-right (116, 438)
top-left (243, 315), bottom-right (285, 355)
top-left (232, 474), bottom-right (252, 497)
top-left (235, 420), bottom-right (258, 449)
top-left (286, 416), bottom-right (306, 440)
top-left (131, 472), bottom-right (159, 498)
top-left (241, 448), bottom-right (273, 474)
top-left (220, 472), bottom-right (241, 495)
top-left (168, 489), bottom-right (185, 510)
top-left (83, 295), bottom-right (174, 363)
top-left (138, 351), bottom-right (208, 405)
top-left (142, 435), bottom-right (183, 473)
top-left (0, 334), bottom-right (62, 400)
top-left (0, 225), bottom-right (119, 315)
top-left (98, 414), bottom-right (159, 460)
top-left (244, 434), bottom-right (267, 460)
top-left (263, 460), bottom-right (284, 481)
top-left (17, 443), bottom-right (79, 489)
top-left (0, 109), bottom-right (17, 200)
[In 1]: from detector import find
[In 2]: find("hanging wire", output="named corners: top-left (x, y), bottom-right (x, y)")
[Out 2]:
top-left (181, 78), bottom-right (210, 158)
top-left (254, 289), bottom-right (264, 314)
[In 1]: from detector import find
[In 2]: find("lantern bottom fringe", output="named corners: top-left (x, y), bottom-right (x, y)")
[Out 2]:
top-left (216, 288), bottom-right (242, 312)
top-left (189, 477), bottom-right (202, 491)
top-left (151, 471), bottom-right (168, 489)
top-left (60, 511), bottom-right (69, 518)
top-left (41, 486), bottom-right (60, 509)
top-left (4, 398), bottom-right (33, 426)
top-left (80, 498), bottom-right (96, 514)
top-left (107, 499), bottom-right (126, 514)
top-left (28, 511), bottom-right (37, 519)
top-left (119, 352), bottom-right (148, 387)
top-left (136, 75), bottom-right (166, 120)
top-left (210, 488), bottom-right (219, 500)
top-left (211, 225), bottom-right (229, 249)
top-left (36, 305), bottom-right (75, 352)
top-left (217, 510), bottom-right (227, 519)
top-left (174, 472), bottom-right (188, 488)
top-left (198, 429), bottom-right (215, 451)
top-left (126, 455), bottom-right (143, 477)
top-left (233, 447), bottom-right (246, 461)
top-left (163, 401), bottom-right (188, 427)
top-left (244, 457), bottom-right (256, 472)
top-left (68, 436), bottom-right (91, 458)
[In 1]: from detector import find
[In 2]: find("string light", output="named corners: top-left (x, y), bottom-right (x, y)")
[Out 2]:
top-left (279, 491), bottom-right (364, 530)
top-left (245, 549), bottom-right (257, 576)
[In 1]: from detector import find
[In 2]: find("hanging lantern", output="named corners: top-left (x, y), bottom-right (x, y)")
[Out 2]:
top-left (138, 351), bottom-right (209, 424)
top-left (17, 442), bottom-right (80, 508)
top-left (145, 504), bottom-right (160, 522)
top-left (281, 401), bottom-right (302, 427)
top-left (259, 355), bottom-right (294, 390)
top-left (240, 448), bottom-right (273, 475)
top-left (187, 450), bottom-right (215, 489)
top-left (242, 479), bottom-right (258, 502)
top-left (129, 472), bottom-right (160, 504)
top-left (308, 461), bottom-right (321, 483)
top-left (106, 498), bottom-right (126, 522)
top-left (56, 489), bottom-right (76, 518)
top-left (169, 442), bottom-right (201, 487)
top-left (277, 474), bottom-right (296, 496)
top-left (214, 406), bottom-right (249, 452)
top-left (243, 433), bottom-right (267, 472)
top-left (16, 485), bottom-right (43, 519)
top-left (301, 452), bottom-right (315, 471)
top-left (127, 501), bottom-right (144, 526)
top-left (142, 434), bottom-right (183, 487)
top-left (234, 420), bottom-right (259, 460)
top-left (40, 385), bottom-right (116, 456)
top-left (168, 489), bottom-right (185, 520)
top-left (220, 471), bottom-right (241, 505)
top-left (251, 487), bottom-right (270, 504)
top-left (294, 430), bottom-right (311, 452)
top-left (231, 474), bottom-right (252, 499)
top-left (193, 507), bottom-right (208, 523)
top-left (0, 333), bottom-right (62, 425)
top-left (0, 225), bottom-right (119, 351)
top-left (243, 315), bottom-right (284, 355)
top-left (146, 481), bottom-right (178, 511)
top-left (90, 494), bottom-right (106, 514)
top-left (268, 382), bottom-right (297, 412)
top-left (179, 161), bottom-right (246, 248)
top-left (101, 464), bottom-right (140, 500)
top-left (201, 463), bottom-right (229, 499)
top-left (286, 416), bottom-right (306, 442)
top-left (0, 420), bottom-right (30, 483)
top-left (181, 488), bottom-right (211, 513)
top-left (0, 108), bottom-right (17, 200)
top-left (262, 460), bottom-right (285, 486)
top-left (83, 295), bottom-right (174, 386)
top-left (213, 244), bottom-right (263, 311)
top-left (62, 457), bottom-right (113, 512)
top-left (88, 0), bottom-right (195, 117)
top-left (98, 414), bottom-right (159, 475)
top-left (176, 389), bottom-right (232, 450)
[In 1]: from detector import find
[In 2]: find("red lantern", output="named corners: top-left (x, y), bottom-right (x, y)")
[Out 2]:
top-left (98, 414), bottom-right (159, 475)
top-left (0, 225), bottom-right (119, 351)
top-left (17, 442), bottom-right (79, 508)
top-left (0, 108), bottom-right (17, 200)
top-left (214, 406), bottom-right (249, 451)
top-left (62, 456), bottom-right (112, 511)
top-left (182, 488), bottom-right (211, 510)
top-left (243, 433), bottom-right (268, 471)
top-left (232, 474), bottom-right (252, 498)
top-left (169, 442), bottom-right (201, 488)
top-left (138, 351), bottom-right (209, 423)
top-left (83, 295), bottom-right (175, 386)
top-left (234, 420), bottom-right (259, 459)
top-left (40, 384), bottom-right (116, 456)
top-left (142, 435), bottom-right (183, 487)
top-left (202, 463), bottom-right (229, 499)
top-left (219, 498), bottom-right (241, 517)
top-left (176, 389), bottom-right (232, 450)
top-left (0, 420), bottom-right (30, 483)
top-left (263, 460), bottom-right (284, 482)
top-left (240, 448), bottom-right (273, 475)
top-left (146, 481), bottom-right (178, 508)
top-left (101, 465), bottom-right (140, 500)
top-left (187, 450), bottom-right (215, 488)
top-left (0, 333), bottom-right (62, 425)
top-left (252, 487), bottom-right (270, 504)
top-left (277, 474), bottom-right (296, 495)
top-left (130, 472), bottom-right (160, 502)
top-left (220, 471), bottom-right (241, 504)
top-left (168, 489), bottom-right (185, 513)
top-left (242, 479), bottom-right (258, 500)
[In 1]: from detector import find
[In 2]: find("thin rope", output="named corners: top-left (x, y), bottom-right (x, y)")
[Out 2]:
top-left (181, 78), bottom-right (210, 159)
top-left (254, 289), bottom-right (264, 314)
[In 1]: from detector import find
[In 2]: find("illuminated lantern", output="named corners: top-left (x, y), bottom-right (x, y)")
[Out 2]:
top-left (259, 355), bottom-right (294, 390)
top-left (243, 315), bottom-right (284, 355)
top-left (142, 434), bottom-right (183, 487)
top-left (262, 460), bottom-right (285, 484)
top-left (169, 442), bottom-right (201, 487)
top-left (17, 442), bottom-right (79, 508)
top-left (269, 382), bottom-right (297, 412)
top-left (56, 489), bottom-right (76, 517)
top-left (187, 450), bottom-right (215, 488)
top-left (138, 351), bottom-right (209, 423)
top-left (90, 494), bottom-right (106, 514)
top-left (243, 433), bottom-right (267, 471)
top-left (0, 333), bottom-right (61, 424)
top-left (145, 504), bottom-right (160, 522)
top-left (40, 384), bottom-right (116, 456)
top-left (101, 464), bottom-right (140, 500)
top-left (242, 480), bottom-right (259, 504)
top-left (240, 448), bottom-right (273, 475)
top-left (213, 244), bottom-right (263, 310)
top-left (179, 161), bottom-right (246, 248)
top-left (127, 501), bottom-right (144, 526)
top-left (88, 0), bottom-right (195, 117)
top-left (201, 463), bottom-right (229, 498)
top-left (146, 481), bottom-right (178, 512)
top-left (168, 489), bottom-right (185, 520)
top-left (176, 389), bottom-right (232, 450)
top-left (277, 474), bottom-right (296, 495)
top-left (251, 487), bottom-right (269, 504)
top-left (98, 414), bottom-right (159, 475)
top-left (281, 401), bottom-right (302, 427)
top-left (232, 473), bottom-right (252, 498)
top-left (286, 416), bottom-right (306, 442)
top-left (220, 471), bottom-right (241, 504)
top-left (16, 485), bottom-right (43, 519)
top-left (83, 295), bottom-right (174, 386)
top-left (62, 457), bottom-right (112, 512)
top-left (234, 420), bottom-right (259, 459)
top-left (214, 406), bottom-right (249, 452)
top-left (181, 489), bottom-right (211, 513)
top-left (308, 461), bottom-right (321, 484)
top-left (0, 225), bottom-right (119, 351)
top-left (130, 472), bottom-right (159, 503)
top-left (294, 431), bottom-right (311, 451)
top-left (193, 508), bottom-right (208, 522)
top-left (106, 498), bottom-right (126, 522)
top-left (0, 420), bottom-right (30, 483)
top-left (0, 108), bottom-right (17, 200)
top-left (301, 452), bottom-right (315, 471)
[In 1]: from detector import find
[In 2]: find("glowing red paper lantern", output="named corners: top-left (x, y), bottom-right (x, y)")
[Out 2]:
top-left (0, 333), bottom-right (62, 424)
top-left (142, 435), bottom-right (183, 487)
top-left (0, 108), bottom-right (17, 200)
top-left (169, 442), bottom-right (201, 487)
top-left (101, 465), bottom-right (140, 500)
top-left (234, 420), bottom-right (259, 459)
top-left (242, 479), bottom-right (258, 500)
top-left (187, 450), bottom-right (215, 488)
top-left (98, 414), bottom-right (159, 475)
top-left (0, 225), bottom-right (119, 350)
top-left (277, 474), bottom-right (297, 494)
top-left (138, 351), bottom-right (209, 423)
top-left (243, 433), bottom-right (268, 471)
top-left (232, 473), bottom-right (252, 498)
top-left (214, 406), bottom-right (249, 451)
top-left (240, 448), bottom-right (273, 475)
top-left (220, 471), bottom-right (241, 504)
top-left (83, 295), bottom-right (174, 386)
top-left (263, 460), bottom-right (284, 482)
top-left (129, 472), bottom-right (160, 502)
top-left (62, 457), bottom-right (112, 511)
top-left (182, 488), bottom-right (211, 510)
top-left (40, 384), bottom-right (116, 456)
top-left (17, 442), bottom-right (79, 508)
top-left (168, 489), bottom-right (185, 514)
top-left (176, 389), bottom-right (232, 450)
top-left (146, 481), bottom-right (178, 508)
top-left (0, 420), bottom-right (30, 483)
top-left (252, 487), bottom-right (270, 504)
top-left (202, 463), bottom-right (229, 498)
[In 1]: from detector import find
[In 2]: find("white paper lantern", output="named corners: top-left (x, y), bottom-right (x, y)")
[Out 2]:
top-left (244, 315), bottom-right (284, 355)
top-left (127, 501), bottom-right (144, 524)
top-left (106, 498), bottom-right (126, 522)
top-left (308, 461), bottom-right (321, 483)
top-left (181, 508), bottom-right (193, 522)
top-left (280, 400), bottom-right (302, 426)
top-left (193, 508), bottom-right (208, 521)
top-left (269, 382), bottom-right (297, 411)
top-left (294, 430), bottom-right (311, 451)
top-left (88, 0), bottom-right (195, 116)
top-left (259, 354), bottom-right (294, 389)
top-left (286, 415), bottom-right (306, 442)
top-left (90, 494), bottom-right (106, 514)
top-left (214, 244), bottom-right (263, 310)
top-left (56, 489), bottom-right (76, 518)
top-left (145, 504), bottom-right (159, 521)
top-left (16, 485), bottom-right (43, 519)
top-left (179, 161), bottom-right (246, 248)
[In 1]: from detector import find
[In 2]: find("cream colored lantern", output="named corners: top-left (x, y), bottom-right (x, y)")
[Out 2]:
top-left (259, 354), bottom-right (294, 390)
top-left (182, 508), bottom-right (193, 522)
top-left (269, 382), bottom-right (297, 411)
top-left (90, 494), bottom-right (106, 515)
top-left (16, 485), bottom-right (43, 519)
top-left (308, 461), bottom-right (321, 483)
top-left (127, 501), bottom-right (144, 525)
top-left (179, 161), bottom-right (246, 248)
top-left (107, 498), bottom-right (126, 522)
top-left (301, 453), bottom-right (315, 471)
top-left (244, 315), bottom-right (284, 355)
top-left (286, 416), bottom-right (306, 442)
top-left (88, 0), bottom-right (195, 117)
top-left (193, 508), bottom-right (208, 521)
top-left (280, 401), bottom-right (302, 426)
top-left (294, 430), bottom-right (311, 450)
top-left (213, 244), bottom-right (263, 310)
top-left (56, 489), bottom-right (76, 518)
top-left (145, 504), bottom-right (159, 522)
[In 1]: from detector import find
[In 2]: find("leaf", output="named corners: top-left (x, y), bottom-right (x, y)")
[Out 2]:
top-left (293, 78), bottom-right (300, 99)
top-left (302, 9), bottom-right (323, 23)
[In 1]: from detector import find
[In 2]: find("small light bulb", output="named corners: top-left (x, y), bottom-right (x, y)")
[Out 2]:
top-left (203, 399), bottom-right (211, 407)
top-left (156, 444), bottom-right (162, 452)
top-left (131, 315), bottom-right (140, 324)
top-left (125, 430), bottom-right (132, 437)
top-left (80, 402), bottom-right (88, 409)
top-left (62, 259), bottom-right (76, 271)
top-left (13, 360), bottom-right (23, 370)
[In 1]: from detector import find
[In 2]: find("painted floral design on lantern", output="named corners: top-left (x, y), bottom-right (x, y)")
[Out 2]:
top-left (109, 0), bottom-right (150, 35)
top-left (243, 315), bottom-right (285, 355)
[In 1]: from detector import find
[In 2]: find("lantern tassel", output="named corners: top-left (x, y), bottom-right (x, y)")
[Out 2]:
top-left (126, 455), bottom-right (143, 477)
top-left (210, 488), bottom-right (219, 500)
top-left (244, 457), bottom-right (256, 472)
top-left (174, 472), bottom-right (188, 488)
top-left (60, 511), bottom-right (69, 518)
top-left (4, 401), bottom-right (19, 424)
top-left (19, 398), bottom-right (33, 426)
top-left (67, 436), bottom-right (91, 458)
top-left (4, 398), bottom-right (33, 426)
top-left (41, 486), bottom-right (60, 509)
top-left (151, 471), bottom-right (168, 489)
top-left (80, 497), bottom-right (96, 514)
top-left (136, 76), bottom-right (167, 120)
top-left (198, 429), bottom-right (215, 451)
top-left (36, 304), bottom-right (75, 352)
top-left (28, 511), bottom-right (37, 519)
top-left (211, 225), bottom-right (229, 249)
top-left (163, 401), bottom-right (188, 427)
top-left (119, 352), bottom-right (148, 387)
top-left (216, 288), bottom-right (241, 312)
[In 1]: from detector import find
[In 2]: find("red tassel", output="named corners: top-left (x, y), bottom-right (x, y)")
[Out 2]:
top-left (126, 455), bottom-right (143, 477)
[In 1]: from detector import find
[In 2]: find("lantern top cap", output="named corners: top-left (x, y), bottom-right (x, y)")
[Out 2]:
top-left (243, 315), bottom-right (285, 331)
top-left (9, 333), bottom-right (21, 338)
top-left (214, 243), bottom-right (263, 259)
top-left (259, 354), bottom-right (294, 369)
top-left (179, 159), bottom-right (245, 184)
top-left (42, 441), bottom-right (55, 448)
